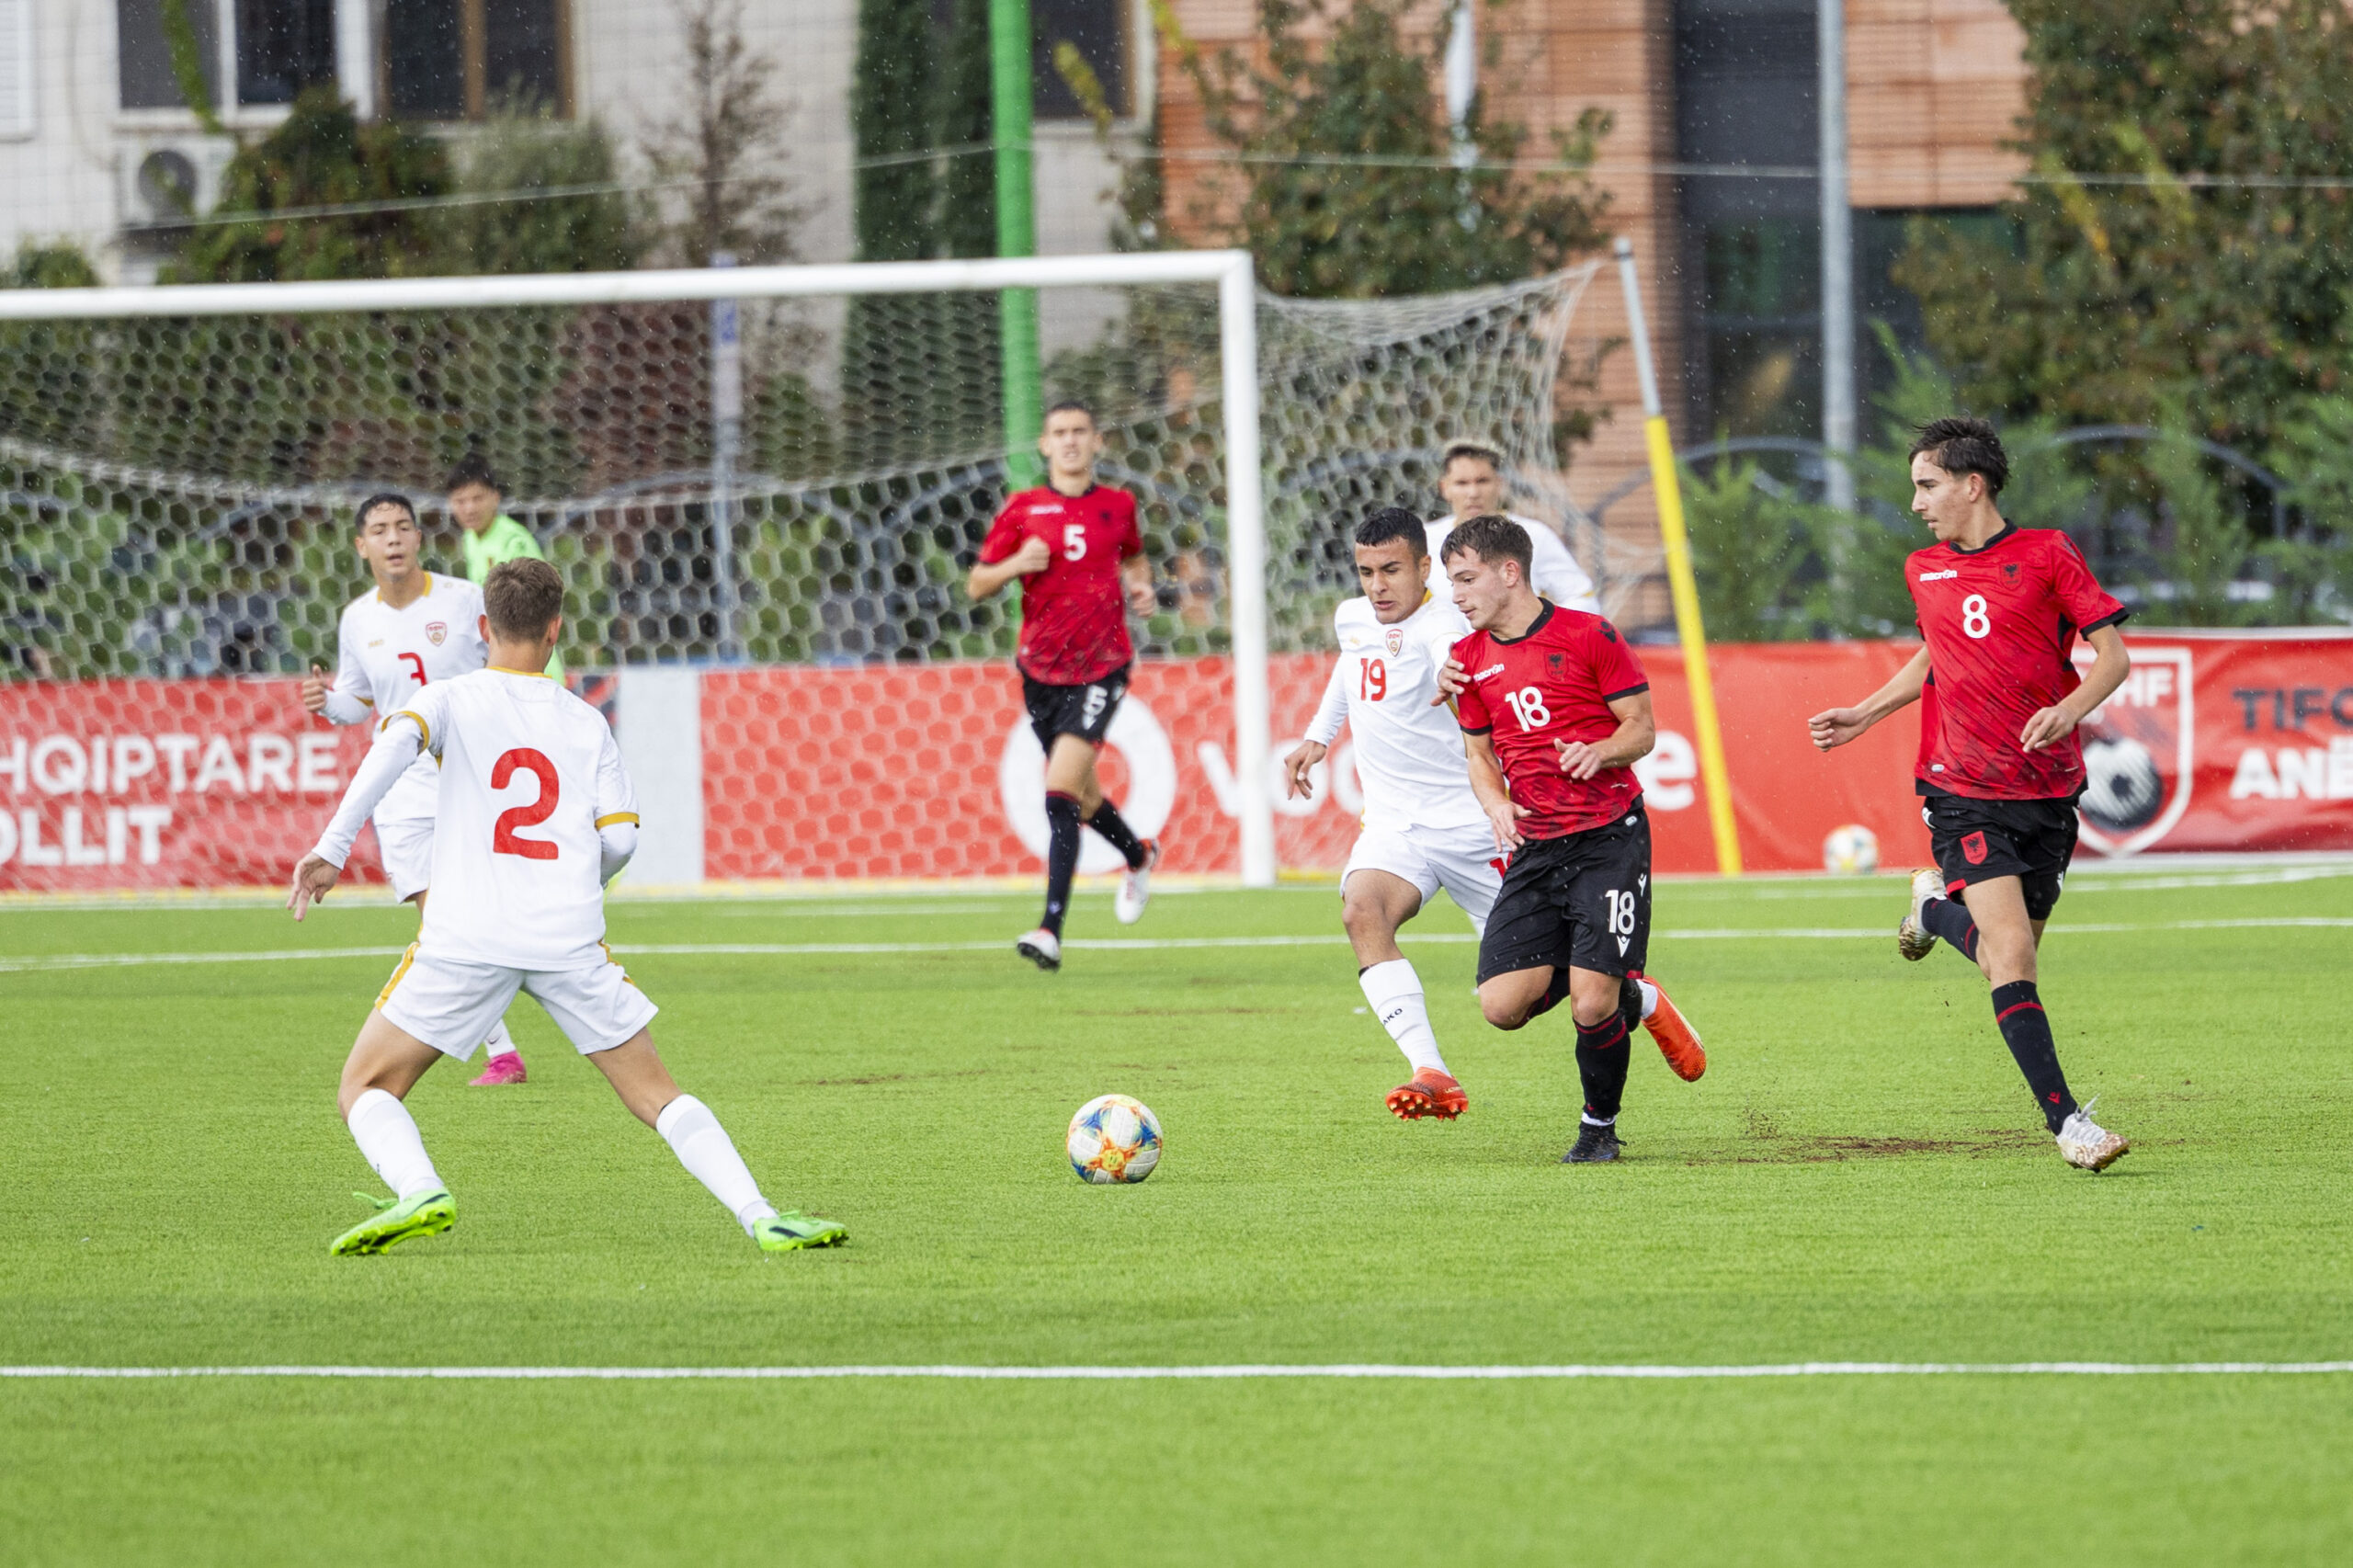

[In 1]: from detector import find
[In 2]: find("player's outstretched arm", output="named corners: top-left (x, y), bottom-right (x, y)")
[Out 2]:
top-left (1121, 553), bottom-right (1157, 617)
top-left (1463, 732), bottom-right (1528, 853)
top-left (1557, 691), bottom-right (1656, 781)
top-left (2021, 623), bottom-right (2130, 753)
top-left (1808, 646), bottom-right (1931, 752)
top-left (288, 717), bottom-right (426, 920)
top-left (966, 536), bottom-right (1051, 601)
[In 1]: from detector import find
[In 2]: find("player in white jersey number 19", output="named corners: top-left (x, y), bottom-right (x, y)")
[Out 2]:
top-left (301, 494), bottom-right (529, 1087)
top-left (1284, 509), bottom-right (1503, 1122)
top-left (288, 559), bottom-right (846, 1256)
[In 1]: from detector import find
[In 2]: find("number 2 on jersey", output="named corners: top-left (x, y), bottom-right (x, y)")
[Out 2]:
top-left (1500, 685), bottom-right (1551, 730)
top-left (1358, 657), bottom-right (1386, 702)
top-left (397, 652), bottom-right (428, 686)
top-left (491, 748), bottom-right (561, 860)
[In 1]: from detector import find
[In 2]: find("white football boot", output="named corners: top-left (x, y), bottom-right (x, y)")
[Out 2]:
top-left (1016, 927), bottom-right (1062, 971)
top-left (1114, 839), bottom-right (1161, 926)
top-left (1897, 868), bottom-right (1944, 961)
top-left (2056, 1098), bottom-right (2131, 1172)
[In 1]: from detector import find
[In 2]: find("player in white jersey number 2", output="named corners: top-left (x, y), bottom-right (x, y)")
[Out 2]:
top-left (289, 560), bottom-right (847, 1257)
top-left (1284, 509), bottom-right (1502, 1121)
top-left (301, 493), bottom-right (530, 1087)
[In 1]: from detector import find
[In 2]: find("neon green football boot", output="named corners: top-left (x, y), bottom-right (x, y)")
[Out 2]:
top-left (330, 1189), bottom-right (456, 1256)
top-left (751, 1210), bottom-right (847, 1252)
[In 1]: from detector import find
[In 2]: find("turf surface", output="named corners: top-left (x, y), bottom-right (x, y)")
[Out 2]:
top-left (3, 869), bottom-right (2349, 1562)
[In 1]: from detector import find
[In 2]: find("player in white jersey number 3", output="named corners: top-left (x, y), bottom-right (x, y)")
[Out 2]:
top-left (1284, 509), bottom-right (1502, 1120)
top-left (289, 560), bottom-right (846, 1256)
top-left (302, 493), bottom-right (529, 1087)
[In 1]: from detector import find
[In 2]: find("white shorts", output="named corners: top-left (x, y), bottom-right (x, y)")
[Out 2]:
top-left (375, 945), bottom-right (659, 1060)
top-left (373, 812), bottom-right (436, 903)
top-left (1342, 820), bottom-right (1503, 935)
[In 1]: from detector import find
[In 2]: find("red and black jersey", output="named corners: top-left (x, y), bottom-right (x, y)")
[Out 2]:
top-left (978, 484), bottom-right (1143, 686)
top-left (1452, 602), bottom-right (1650, 838)
top-left (1907, 523), bottom-right (2128, 801)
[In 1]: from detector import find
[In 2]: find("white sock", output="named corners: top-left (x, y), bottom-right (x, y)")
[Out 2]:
top-left (1582, 1112), bottom-right (1617, 1128)
top-left (1359, 959), bottom-right (1448, 1075)
top-left (1637, 979), bottom-right (1660, 1021)
top-left (482, 1018), bottom-right (517, 1060)
top-left (655, 1095), bottom-right (778, 1233)
top-left (346, 1087), bottom-right (444, 1200)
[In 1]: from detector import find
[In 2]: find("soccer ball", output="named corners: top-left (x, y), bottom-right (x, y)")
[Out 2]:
top-left (1822, 824), bottom-right (1881, 876)
top-left (1067, 1094), bottom-right (1163, 1185)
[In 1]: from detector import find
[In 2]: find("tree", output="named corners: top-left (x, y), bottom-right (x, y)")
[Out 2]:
top-left (1168, 0), bottom-right (1610, 299)
top-left (170, 89), bottom-right (450, 282)
top-left (643, 0), bottom-right (801, 267)
top-left (442, 108), bottom-right (647, 276)
top-left (1898, 0), bottom-right (2353, 449)
top-left (848, 0), bottom-right (938, 264)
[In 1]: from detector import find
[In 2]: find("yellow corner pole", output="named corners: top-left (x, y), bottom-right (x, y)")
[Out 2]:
top-left (1613, 238), bottom-right (1743, 876)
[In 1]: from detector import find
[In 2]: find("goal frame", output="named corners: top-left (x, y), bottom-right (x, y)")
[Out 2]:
top-left (0, 251), bottom-right (1278, 886)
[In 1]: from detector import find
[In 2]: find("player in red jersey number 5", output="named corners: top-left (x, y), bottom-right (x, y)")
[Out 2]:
top-left (969, 402), bottom-right (1161, 971)
top-left (1809, 417), bottom-right (2133, 1172)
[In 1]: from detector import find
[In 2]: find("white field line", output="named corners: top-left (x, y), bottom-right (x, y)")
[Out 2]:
top-left (4, 917), bottom-right (2351, 975)
top-left (2, 1361), bottom-right (2348, 1382)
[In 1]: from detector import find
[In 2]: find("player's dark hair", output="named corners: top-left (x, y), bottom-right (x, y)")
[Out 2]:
top-left (1908, 417), bottom-right (2009, 496)
top-left (1353, 506), bottom-right (1427, 559)
top-left (355, 492), bottom-right (417, 531)
top-left (1438, 514), bottom-right (1533, 576)
top-left (1440, 438), bottom-right (1504, 472)
top-left (1043, 399), bottom-right (1097, 426)
top-left (444, 451), bottom-right (503, 494)
top-left (483, 557), bottom-right (563, 640)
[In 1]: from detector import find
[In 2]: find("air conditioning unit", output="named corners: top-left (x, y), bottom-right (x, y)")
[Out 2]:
top-left (117, 133), bottom-right (236, 230)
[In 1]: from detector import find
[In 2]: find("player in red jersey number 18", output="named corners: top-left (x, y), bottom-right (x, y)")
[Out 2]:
top-left (1442, 517), bottom-right (1709, 1165)
top-left (1808, 417), bottom-right (2133, 1172)
top-left (968, 403), bottom-right (1162, 970)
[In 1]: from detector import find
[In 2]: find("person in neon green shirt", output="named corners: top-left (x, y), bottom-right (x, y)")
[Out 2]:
top-left (446, 453), bottom-right (563, 680)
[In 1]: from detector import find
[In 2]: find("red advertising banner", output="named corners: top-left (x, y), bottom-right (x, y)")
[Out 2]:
top-left (6, 631), bottom-right (2351, 891)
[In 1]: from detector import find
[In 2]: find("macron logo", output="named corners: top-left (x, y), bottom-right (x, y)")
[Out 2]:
top-left (1472, 664), bottom-right (1506, 682)
top-left (1917, 569), bottom-right (1959, 582)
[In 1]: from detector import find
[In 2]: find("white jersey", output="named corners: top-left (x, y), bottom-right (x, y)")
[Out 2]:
top-left (390, 669), bottom-right (637, 971)
top-left (1306, 593), bottom-right (1485, 831)
top-left (1426, 514), bottom-right (1600, 613)
top-left (324, 574), bottom-right (489, 825)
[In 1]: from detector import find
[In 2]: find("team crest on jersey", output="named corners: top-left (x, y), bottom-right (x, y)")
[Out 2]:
top-left (1547, 652), bottom-right (1565, 671)
top-left (2071, 645), bottom-right (2194, 857)
top-left (426, 620), bottom-right (448, 645)
top-left (2000, 562), bottom-right (2021, 584)
top-left (1384, 627), bottom-right (1404, 656)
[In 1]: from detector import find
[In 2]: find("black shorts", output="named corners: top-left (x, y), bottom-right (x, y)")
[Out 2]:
top-left (1475, 811), bottom-right (1652, 984)
top-left (1023, 664), bottom-right (1130, 751)
top-left (1922, 792), bottom-right (2079, 921)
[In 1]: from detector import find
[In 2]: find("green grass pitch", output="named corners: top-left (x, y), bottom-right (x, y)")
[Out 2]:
top-left (3, 868), bottom-right (2349, 1563)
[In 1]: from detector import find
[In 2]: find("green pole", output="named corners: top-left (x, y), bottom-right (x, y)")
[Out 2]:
top-left (990, 0), bottom-right (1043, 486)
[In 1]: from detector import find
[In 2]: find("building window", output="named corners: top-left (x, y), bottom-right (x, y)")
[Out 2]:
top-left (385, 0), bottom-right (570, 121)
top-left (1033, 0), bottom-right (1127, 120)
top-left (235, 0), bottom-right (335, 105)
top-left (119, 0), bottom-right (222, 110)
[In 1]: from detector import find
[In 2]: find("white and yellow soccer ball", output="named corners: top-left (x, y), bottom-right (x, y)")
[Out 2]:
top-left (1066, 1094), bottom-right (1163, 1185)
top-left (1822, 823), bottom-right (1881, 876)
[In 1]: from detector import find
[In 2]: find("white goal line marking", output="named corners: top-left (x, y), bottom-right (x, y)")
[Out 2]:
top-left (4, 917), bottom-right (2349, 974)
top-left (4, 1361), bottom-right (2348, 1382)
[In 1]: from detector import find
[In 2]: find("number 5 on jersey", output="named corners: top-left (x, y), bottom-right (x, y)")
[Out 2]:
top-left (1063, 523), bottom-right (1087, 561)
top-left (492, 747), bottom-right (561, 859)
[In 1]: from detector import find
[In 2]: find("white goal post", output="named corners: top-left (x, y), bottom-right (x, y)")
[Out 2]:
top-left (0, 251), bottom-right (1279, 887)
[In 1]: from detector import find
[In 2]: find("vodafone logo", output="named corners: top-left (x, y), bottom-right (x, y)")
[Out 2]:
top-left (997, 697), bottom-right (1176, 874)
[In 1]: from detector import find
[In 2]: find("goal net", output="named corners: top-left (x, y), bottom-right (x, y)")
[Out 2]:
top-left (0, 254), bottom-right (1608, 892)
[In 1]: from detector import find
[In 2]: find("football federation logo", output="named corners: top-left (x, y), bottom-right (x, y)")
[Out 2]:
top-left (2000, 562), bottom-right (2021, 583)
top-left (425, 620), bottom-right (448, 646)
top-left (1961, 831), bottom-right (1989, 866)
top-left (1383, 627), bottom-right (1404, 656)
top-left (1547, 652), bottom-right (1565, 671)
top-left (2072, 645), bottom-right (2194, 857)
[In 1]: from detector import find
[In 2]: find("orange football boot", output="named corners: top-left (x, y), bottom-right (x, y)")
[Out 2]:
top-left (1642, 979), bottom-right (1708, 1082)
top-left (1386, 1068), bottom-right (1469, 1120)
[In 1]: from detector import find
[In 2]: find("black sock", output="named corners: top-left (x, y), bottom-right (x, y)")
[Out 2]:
top-left (1991, 980), bottom-right (2076, 1134)
top-left (1086, 798), bottom-right (1148, 869)
top-left (1922, 896), bottom-right (1980, 961)
top-left (1527, 966), bottom-right (1574, 1019)
top-left (1574, 1014), bottom-right (1631, 1122)
top-left (1043, 791), bottom-right (1083, 936)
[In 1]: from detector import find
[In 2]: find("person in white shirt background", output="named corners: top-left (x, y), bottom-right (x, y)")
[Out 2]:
top-left (301, 493), bottom-right (529, 1086)
top-left (1424, 437), bottom-right (1602, 614)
